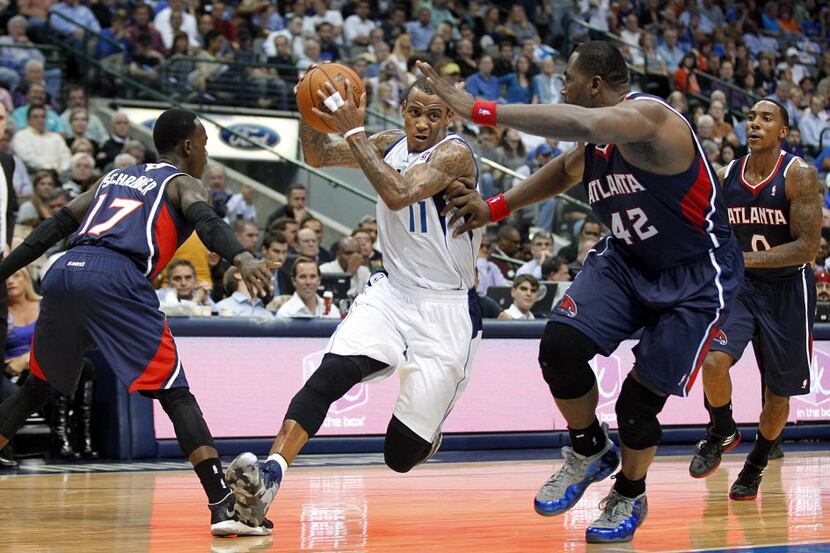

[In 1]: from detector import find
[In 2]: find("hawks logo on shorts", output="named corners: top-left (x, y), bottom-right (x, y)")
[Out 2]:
top-left (554, 294), bottom-right (577, 318)
top-left (713, 330), bottom-right (728, 346)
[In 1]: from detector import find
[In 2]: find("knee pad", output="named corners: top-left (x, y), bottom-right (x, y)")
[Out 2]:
top-left (152, 387), bottom-right (215, 457)
top-left (383, 416), bottom-right (432, 473)
top-left (615, 375), bottom-right (668, 450)
top-left (285, 354), bottom-right (386, 437)
top-left (538, 323), bottom-right (600, 400)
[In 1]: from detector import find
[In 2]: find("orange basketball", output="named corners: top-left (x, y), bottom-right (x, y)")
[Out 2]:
top-left (296, 63), bottom-right (366, 133)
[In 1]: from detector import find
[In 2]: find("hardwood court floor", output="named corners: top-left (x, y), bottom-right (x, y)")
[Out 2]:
top-left (1, 452), bottom-right (830, 553)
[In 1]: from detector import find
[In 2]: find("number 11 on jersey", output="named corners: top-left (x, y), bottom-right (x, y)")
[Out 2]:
top-left (409, 201), bottom-right (428, 234)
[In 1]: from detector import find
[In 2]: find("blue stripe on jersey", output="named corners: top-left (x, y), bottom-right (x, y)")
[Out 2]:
top-left (383, 134), bottom-right (407, 157)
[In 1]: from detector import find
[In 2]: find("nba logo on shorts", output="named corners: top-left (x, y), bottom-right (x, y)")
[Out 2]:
top-left (713, 330), bottom-right (728, 346)
top-left (302, 351), bottom-right (369, 414)
top-left (554, 294), bottom-right (577, 318)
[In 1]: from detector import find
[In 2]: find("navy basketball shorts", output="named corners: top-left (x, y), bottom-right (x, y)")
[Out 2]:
top-left (710, 267), bottom-right (815, 397)
top-left (549, 236), bottom-right (743, 397)
top-left (29, 247), bottom-right (188, 396)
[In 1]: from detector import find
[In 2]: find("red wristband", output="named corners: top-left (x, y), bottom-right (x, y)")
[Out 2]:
top-left (486, 194), bottom-right (510, 222)
top-left (472, 100), bottom-right (497, 127)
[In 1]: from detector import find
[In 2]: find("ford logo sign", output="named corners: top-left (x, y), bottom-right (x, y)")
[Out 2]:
top-left (220, 124), bottom-right (280, 150)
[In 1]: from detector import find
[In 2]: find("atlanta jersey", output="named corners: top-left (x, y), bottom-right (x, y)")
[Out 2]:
top-left (722, 150), bottom-right (802, 280)
top-left (69, 163), bottom-right (192, 279)
top-left (378, 133), bottom-right (482, 290)
top-left (583, 92), bottom-right (733, 270)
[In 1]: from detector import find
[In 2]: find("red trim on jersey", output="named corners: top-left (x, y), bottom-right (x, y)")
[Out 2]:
top-left (739, 151), bottom-right (785, 196)
top-left (149, 202), bottom-right (179, 279)
top-left (686, 323), bottom-right (719, 394)
top-left (129, 321), bottom-right (178, 392)
top-left (28, 337), bottom-right (48, 382)
top-left (679, 159), bottom-right (714, 233)
top-left (594, 144), bottom-right (614, 159)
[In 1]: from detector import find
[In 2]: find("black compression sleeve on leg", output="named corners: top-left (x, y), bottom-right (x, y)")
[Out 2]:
top-left (152, 387), bottom-right (216, 458)
top-left (183, 201), bottom-right (247, 263)
top-left (0, 376), bottom-right (53, 438)
top-left (0, 207), bottom-right (80, 281)
top-left (384, 416), bottom-right (431, 473)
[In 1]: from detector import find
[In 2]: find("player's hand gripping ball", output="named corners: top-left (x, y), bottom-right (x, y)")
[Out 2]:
top-left (296, 62), bottom-right (366, 133)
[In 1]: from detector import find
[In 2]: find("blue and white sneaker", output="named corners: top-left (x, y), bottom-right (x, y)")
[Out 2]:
top-left (534, 426), bottom-right (619, 516)
top-left (225, 453), bottom-right (282, 528)
top-left (209, 492), bottom-right (273, 537)
top-left (585, 489), bottom-right (648, 543)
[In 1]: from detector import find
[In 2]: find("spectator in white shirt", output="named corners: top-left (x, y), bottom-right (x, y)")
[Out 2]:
top-left (225, 184), bottom-right (258, 224)
top-left (516, 232), bottom-right (554, 279)
top-left (264, 16), bottom-right (306, 59)
top-left (277, 257), bottom-right (341, 318)
top-left (11, 105), bottom-right (71, 173)
top-left (320, 237), bottom-right (370, 298)
top-left (342, 0), bottom-right (375, 47)
top-left (503, 274), bottom-right (540, 320)
top-left (154, 0), bottom-right (199, 50)
top-left (800, 95), bottom-right (829, 155)
top-left (215, 267), bottom-right (273, 318)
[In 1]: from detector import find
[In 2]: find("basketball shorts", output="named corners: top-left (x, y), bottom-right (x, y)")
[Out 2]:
top-left (29, 246), bottom-right (188, 396)
top-left (325, 272), bottom-right (483, 442)
top-left (549, 236), bottom-right (743, 397)
top-left (711, 267), bottom-right (815, 396)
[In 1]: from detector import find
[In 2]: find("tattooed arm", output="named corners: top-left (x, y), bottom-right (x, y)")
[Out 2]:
top-left (344, 136), bottom-right (476, 211)
top-left (743, 161), bottom-right (822, 269)
top-left (300, 121), bottom-right (404, 168)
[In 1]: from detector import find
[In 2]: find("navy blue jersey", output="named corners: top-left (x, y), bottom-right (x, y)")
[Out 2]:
top-left (69, 163), bottom-right (193, 279)
top-left (582, 92), bottom-right (733, 270)
top-left (722, 150), bottom-right (802, 280)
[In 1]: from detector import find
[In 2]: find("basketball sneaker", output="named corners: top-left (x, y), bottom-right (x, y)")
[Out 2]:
top-left (225, 453), bottom-right (281, 527)
top-left (585, 489), bottom-right (648, 543)
top-left (534, 424), bottom-right (619, 516)
top-left (416, 433), bottom-right (443, 467)
top-left (729, 461), bottom-right (765, 500)
top-left (688, 428), bottom-right (741, 478)
top-left (209, 493), bottom-right (273, 537)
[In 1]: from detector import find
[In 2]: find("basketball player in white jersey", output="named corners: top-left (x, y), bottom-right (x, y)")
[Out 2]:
top-left (225, 74), bottom-right (483, 527)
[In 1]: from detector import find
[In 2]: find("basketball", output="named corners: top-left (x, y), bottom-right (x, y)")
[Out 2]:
top-left (296, 63), bottom-right (366, 133)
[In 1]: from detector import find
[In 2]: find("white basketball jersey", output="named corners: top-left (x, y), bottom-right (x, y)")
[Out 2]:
top-left (377, 133), bottom-right (482, 291)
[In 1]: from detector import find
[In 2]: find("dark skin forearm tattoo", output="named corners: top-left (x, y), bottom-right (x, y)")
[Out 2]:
top-left (300, 121), bottom-right (403, 168)
top-left (345, 134), bottom-right (476, 211)
top-left (743, 162), bottom-right (822, 269)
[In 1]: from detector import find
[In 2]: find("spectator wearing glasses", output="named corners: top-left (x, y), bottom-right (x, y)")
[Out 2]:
top-left (301, 217), bottom-right (333, 263)
top-left (492, 225), bottom-right (522, 279)
top-left (503, 274), bottom-right (540, 320)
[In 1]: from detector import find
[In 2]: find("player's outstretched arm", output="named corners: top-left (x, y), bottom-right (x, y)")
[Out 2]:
top-left (417, 61), bottom-right (662, 145)
top-left (443, 146), bottom-right (584, 237)
top-left (0, 180), bottom-right (102, 281)
top-left (743, 162), bottom-right (822, 269)
top-left (172, 174), bottom-right (274, 297)
top-left (310, 79), bottom-right (475, 211)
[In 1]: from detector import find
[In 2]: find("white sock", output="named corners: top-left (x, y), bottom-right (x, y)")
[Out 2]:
top-left (267, 453), bottom-right (288, 480)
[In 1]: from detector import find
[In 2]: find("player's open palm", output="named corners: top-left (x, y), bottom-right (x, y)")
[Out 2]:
top-left (237, 254), bottom-right (274, 298)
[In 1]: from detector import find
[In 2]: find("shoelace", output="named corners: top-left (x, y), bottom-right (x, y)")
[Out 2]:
top-left (540, 448), bottom-right (585, 494)
top-left (596, 493), bottom-right (633, 523)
